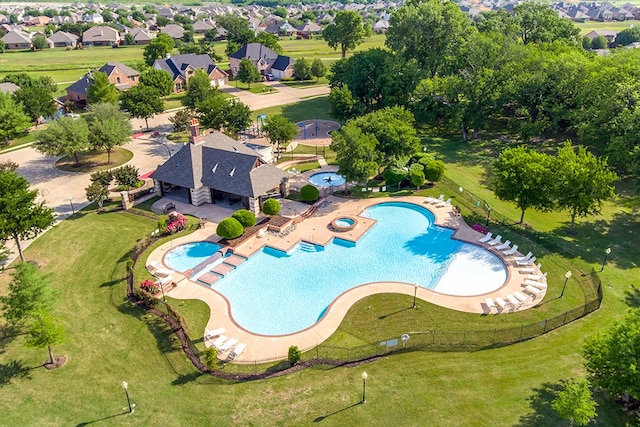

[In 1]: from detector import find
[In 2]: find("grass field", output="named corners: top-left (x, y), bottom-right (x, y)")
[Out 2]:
top-left (576, 20), bottom-right (640, 34)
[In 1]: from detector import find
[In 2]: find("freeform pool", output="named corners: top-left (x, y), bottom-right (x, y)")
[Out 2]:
top-left (164, 242), bottom-right (221, 272)
top-left (308, 172), bottom-right (346, 187)
top-left (195, 202), bottom-right (507, 335)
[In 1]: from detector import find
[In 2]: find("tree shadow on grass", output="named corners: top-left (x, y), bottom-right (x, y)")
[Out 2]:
top-left (624, 285), bottom-right (640, 308)
top-left (515, 381), bottom-right (565, 426)
top-left (0, 324), bottom-right (22, 356)
top-left (0, 359), bottom-right (34, 387)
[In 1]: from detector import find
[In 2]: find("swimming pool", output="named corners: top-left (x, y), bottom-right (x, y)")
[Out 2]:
top-left (200, 202), bottom-right (507, 335)
top-left (164, 242), bottom-right (222, 272)
top-left (308, 172), bottom-right (346, 187)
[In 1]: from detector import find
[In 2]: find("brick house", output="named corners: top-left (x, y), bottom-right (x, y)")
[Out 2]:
top-left (152, 53), bottom-right (228, 93)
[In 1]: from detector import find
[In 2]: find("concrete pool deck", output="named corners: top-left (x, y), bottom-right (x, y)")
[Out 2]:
top-left (147, 196), bottom-right (547, 364)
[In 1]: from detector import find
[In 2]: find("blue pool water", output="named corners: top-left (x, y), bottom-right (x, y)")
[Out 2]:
top-left (308, 172), bottom-right (346, 187)
top-left (200, 202), bottom-right (506, 335)
top-left (164, 242), bottom-right (221, 272)
top-left (334, 217), bottom-right (355, 227)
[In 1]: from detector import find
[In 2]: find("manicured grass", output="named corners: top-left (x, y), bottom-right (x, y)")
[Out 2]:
top-left (284, 161), bottom-right (321, 173)
top-left (2, 131), bottom-right (34, 151)
top-left (280, 77), bottom-right (330, 87)
top-left (161, 93), bottom-right (186, 111)
top-left (576, 19), bottom-right (640, 34)
top-left (254, 96), bottom-right (331, 122)
top-left (54, 147), bottom-right (134, 173)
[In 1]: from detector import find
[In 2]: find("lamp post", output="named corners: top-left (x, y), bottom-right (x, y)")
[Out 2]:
top-left (600, 247), bottom-right (611, 272)
top-left (559, 271), bottom-right (572, 299)
top-left (361, 371), bottom-right (368, 404)
top-left (122, 381), bottom-right (133, 413)
top-left (412, 284), bottom-right (418, 308)
top-left (69, 197), bottom-right (75, 215)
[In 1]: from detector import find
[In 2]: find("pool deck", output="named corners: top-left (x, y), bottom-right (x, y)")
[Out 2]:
top-left (147, 195), bottom-right (547, 364)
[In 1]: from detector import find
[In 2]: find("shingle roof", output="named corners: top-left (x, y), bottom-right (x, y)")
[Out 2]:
top-left (271, 55), bottom-right (294, 72)
top-left (152, 53), bottom-right (224, 81)
top-left (66, 73), bottom-right (91, 96)
top-left (49, 31), bottom-right (78, 43)
top-left (99, 62), bottom-right (140, 78)
top-left (1, 30), bottom-right (31, 44)
top-left (229, 42), bottom-right (278, 61)
top-left (150, 131), bottom-right (287, 198)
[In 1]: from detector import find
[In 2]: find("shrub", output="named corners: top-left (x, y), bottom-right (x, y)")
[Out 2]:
top-left (165, 213), bottom-right (187, 234)
top-left (410, 168), bottom-right (425, 189)
top-left (232, 209), bottom-right (256, 227)
top-left (139, 278), bottom-right (158, 294)
top-left (300, 184), bottom-right (319, 202)
top-left (383, 165), bottom-right (407, 187)
top-left (90, 170), bottom-right (113, 187)
top-left (216, 217), bottom-right (244, 239)
top-left (262, 198), bottom-right (281, 215)
top-left (423, 159), bottom-right (445, 183)
top-left (112, 165), bottom-right (140, 188)
top-left (201, 347), bottom-right (218, 370)
top-left (288, 345), bottom-right (302, 365)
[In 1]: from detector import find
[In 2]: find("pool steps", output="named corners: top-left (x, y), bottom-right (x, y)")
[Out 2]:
top-left (197, 253), bottom-right (248, 286)
top-left (298, 241), bottom-right (324, 253)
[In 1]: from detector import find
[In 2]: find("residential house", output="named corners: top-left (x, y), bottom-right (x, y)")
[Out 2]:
top-left (372, 18), bottom-right (390, 32)
top-left (66, 62), bottom-right (141, 105)
top-left (129, 27), bottom-right (152, 45)
top-left (160, 23), bottom-right (185, 40)
top-left (153, 53), bottom-right (228, 93)
top-left (27, 16), bottom-right (52, 26)
top-left (150, 120), bottom-right (288, 214)
top-left (49, 30), bottom-right (79, 48)
top-left (82, 25), bottom-right (120, 46)
top-left (229, 43), bottom-right (294, 79)
top-left (296, 20), bottom-right (323, 38)
top-left (585, 30), bottom-right (618, 43)
top-left (82, 13), bottom-right (104, 24)
top-left (193, 19), bottom-right (214, 33)
top-left (1, 30), bottom-right (31, 50)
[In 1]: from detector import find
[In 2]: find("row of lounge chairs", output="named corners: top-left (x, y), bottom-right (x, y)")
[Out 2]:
top-left (477, 233), bottom-right (537, 266)
top-left (425, 194), bottom-right (452, 208)
top-left (204, 327), bottom-right (246, 360)
top-left (485, 292), bottom-right (532, 313)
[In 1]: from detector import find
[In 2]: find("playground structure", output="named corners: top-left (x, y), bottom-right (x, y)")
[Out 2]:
top-left (295, 120), bottom-right (341, 141)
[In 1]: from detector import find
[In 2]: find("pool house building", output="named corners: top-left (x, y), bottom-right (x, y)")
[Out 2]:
top-left (150, 120), bottom-right (289, 215)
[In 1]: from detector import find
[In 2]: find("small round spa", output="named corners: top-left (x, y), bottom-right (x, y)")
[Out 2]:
top-left (330, 216), bottom-right (357, 232)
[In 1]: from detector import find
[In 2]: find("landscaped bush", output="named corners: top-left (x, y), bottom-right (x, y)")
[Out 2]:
top-left (216, 217), bottom-right (244, 239)
top-left (113, 165), bottom-right (140, 189)
top-left (262, 198), bottom-right (281, 215)
top-left (383, 166), bottom-right (407, 188)
top-left (201, 347), bottom-right (218, 370)
top-left (165, 213), bottom-right (187, 234)
top-left (300, 184), bottom-right (320, 202)
top-left (423, 159), bottom-right (446, 183)
top-left (90, 170), bottom-right (113, 187)
top-left (139, 278), bottom-right (158, 294)
top-left (232, 209), bottom-right (256, 227)
top-left (288, 345), bottom-right (301, 365)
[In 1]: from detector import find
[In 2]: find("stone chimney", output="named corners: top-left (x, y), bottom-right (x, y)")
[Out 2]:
top-left (189, 118), bottom-right (204, 144)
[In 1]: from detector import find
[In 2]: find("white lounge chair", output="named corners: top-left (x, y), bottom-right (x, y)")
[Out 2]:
top-left (487, 235), bottom-right (503, 246)
top-left (519, 263), bottom-right (542, 274)
top-left (229, 343), bottom-right (246, 360)
top-left (478, 232), bottom-right (493, 243)
top-left (514, 292), bottom-right (531, 305)
top-left (494, 240), bottom-right (511, 251)
top-left (428, 194), bottom-right (445, 204)
top-left (218, 337), bottom-right (238, 352)
top-left (156, 274), bottom-right (173, 285)
top-left (516, 256), bottom-right (536, 267)
top-left (205, 327), bottom-right (226, 339)
top-left (524, 285), bottom-right (543, 298)
top-left (524, 272), bottom-right (547, 282)
top-left (147, 261), bottom-right (173, 278)
top-left (514, 251), bottom-right (533, 262)
top-left (495, 297), bottom-right (509, 312)
top-left (503, 245), bottom-right (519, 256)
top-left (506, 294), bottom-right (521, 308)
top-left (524, 278), bottom-right (547, 288)
top-left (485, 298), bottom-right (497, 314)
top-left (434, 198), bottom-right (451, 208)
top-left (209, 335), bottom-right (228, 349)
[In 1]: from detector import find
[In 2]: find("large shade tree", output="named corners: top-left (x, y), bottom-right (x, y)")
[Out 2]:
top-left (0, 167), bottom-right (55, 261)
top-left (182, 69), bottom-right (216, 109)
top-left (261, 114), bottom-right (298, 153)
top-left (322, 10), bottom-right (366, 58)
top-left (0, 261), bottom-right (58, 325)
top-left (86, 102), bottom-right (132, 164)
top-left (119, 85), bottom-right (164, 130)
top-left (33, 116), bottom-right (90, 166)
top-left (143, 33), bottom-right (175, 66)
top-left (86, 71), bottom-right (118, 105)
top-left (237, 58), bottom-right (261, 89)
top-left (0, 92), bottom-right (31, 143)
top-left (331, 122), bottom-right (380, 185)
top-left (139, 68), bottom-right (174, 96)
top-left (12, 85), bottom-right (56, 126)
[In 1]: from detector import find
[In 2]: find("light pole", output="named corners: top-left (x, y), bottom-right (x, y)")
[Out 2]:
top-left (122, 381), bottom-right (133, 413)
top-left (361, 371), bottom-right (368, 404)
top-left (412, 284), bottom-right (418, 308)
top-left (600, 247), bottom-right (611, 272)
top-left (559, 271), bottom-right (572, 299)
top-left (69, 197), bottom-right (75, 215)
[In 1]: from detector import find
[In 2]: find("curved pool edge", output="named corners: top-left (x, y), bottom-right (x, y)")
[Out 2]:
top-left (150, 195), bottom-right (545, 364)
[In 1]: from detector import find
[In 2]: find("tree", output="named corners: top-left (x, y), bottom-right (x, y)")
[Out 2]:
top-left (112, 165), bottom-right (140, 188)
top-left (300, 185), bottom-right (320, 202)
top-left (255, 32), bottom-right (282, 54)
top-left (0, 40), bottom-right (5, 53)
top-left (590, 35), bottom-right (607, 49)
top-left (139, 68), bottom-right (174, 97)
top-left (32, 35), bottom-right (48, 50)
top-left (423, 159), bottom-right (445, 183)
top-left (169, 109), bottom-right (193, 131)
top-left (33, 116), bottom-right (90, 166)
top-left (261, 115), bottom-right (298, 153)
top-left (552, 143), bottom-right (617, 233)
top-left (124, 33), bottom-right (135, 46)
top-left (86, 102), bottom-right (132, 164)
top-left (182, 68), bottom-right (215, 109)
top-left (25, 310), bottom-right (65, 366)
top-left (237, 58), bottom-right (261, 89)
top-left (143, 33), bottom-right (175, 66)
top-left (581, 36), bottom-right (591, 50)
top-left (85, 180), bottom-right (109, 212)
top-left (615, 27), bottom-right (640, 46)
top-left (551, 379), bottom-right (598, 426)
top-left (310, 58), bottom-right (326, 82)
top-left (0, 92), bottom-right (31, 142)
top-left (86, 71), bottom-right (118, 105)
top-left (386, 0), bottom-right (474, 77)
top-left (293, 57), bottom-right (312, 80)
top-left (328, 84), bottom-right (362, 122)
top-left (12, 86), bottom-right (56, 125)
top-left (322, 10), bottom-right (366, 58)
top-left (0, 262), bottom-right (58, 325)
top-left (331, 122), bottom-right (380, 184)
top-left (409, 165), bottom-right (425, 190)
top-left (216, 217), bottom-right (244, 239)
top-left (514, 3), bottom-right (580, 46)
top-left (262, 198), bottom-right (281, 215)
top-left (288, 345), bottom-right (301, 365)
top-left (202, 347), bottom-right (218, 370)
top-left (216, 15), bottom-right (255, 57)
top-left (223, 99), bottom-right (251, 136)
top-left (491, 146), bottom-right (555, 224)
top-left (195, 92), bottom-right (228, 131)
top-left (583, 308), bottom-right (640, 401)
top-left (0, 168), bottom-right (55, 261)
top-left (119, 85), bottom-right (164, 130)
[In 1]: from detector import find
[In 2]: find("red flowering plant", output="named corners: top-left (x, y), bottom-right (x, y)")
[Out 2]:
top-left (139, 278), bottom-right (159, 294)
top-left (472, 224), bottom-right (489, 234)
top-left (165, 213), bottom-right (188, 234)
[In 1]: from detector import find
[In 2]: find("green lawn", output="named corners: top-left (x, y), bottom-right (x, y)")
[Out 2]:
top-left (254, 96), bottom-right (331, 122)
top-left (576, 19), bottom-right (640, 34)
